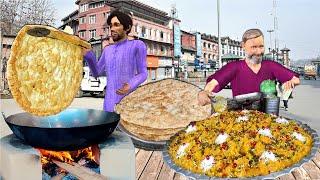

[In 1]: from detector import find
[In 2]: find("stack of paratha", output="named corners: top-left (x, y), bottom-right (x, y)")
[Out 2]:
top-left (116, 79), bottom-right (211, 141)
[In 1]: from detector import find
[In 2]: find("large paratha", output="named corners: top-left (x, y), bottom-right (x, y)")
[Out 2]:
top-left (7, 25), bottom-right (91, 116)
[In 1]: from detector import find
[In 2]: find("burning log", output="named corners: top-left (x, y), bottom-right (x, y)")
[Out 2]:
top-left (52, 160), bottom-right (107, 180)
top-left (37, 145), bottom-right (101, 178)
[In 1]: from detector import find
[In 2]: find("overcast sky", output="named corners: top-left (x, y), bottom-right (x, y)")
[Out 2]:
top-left (54, 0), bottom-right (320, 61)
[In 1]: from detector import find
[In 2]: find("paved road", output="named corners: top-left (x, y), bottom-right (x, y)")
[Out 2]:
top-left (1, 78), bottom-right (319, 138)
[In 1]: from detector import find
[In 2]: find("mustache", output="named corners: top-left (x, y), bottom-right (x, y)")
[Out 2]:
top-left (247, 54), bottom-right (263, 64)
top-left (247, 53), bottom-right (264, 59)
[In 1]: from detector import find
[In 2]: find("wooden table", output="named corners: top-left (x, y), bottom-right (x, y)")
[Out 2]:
top-left (135, 148), bottom-right (320, 180)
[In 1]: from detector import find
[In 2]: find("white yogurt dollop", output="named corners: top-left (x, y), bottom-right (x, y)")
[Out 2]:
top-left (275, 117), bottom-right (289, 124)
top-left (185, 125), bottom-right (197, 133)
top-left (201, 156), bottom-right (215, 171)
top-left (258, 128), bottom-right (273, 138)
top-left (176, 143), bottom-right (189, 158)
top-left (292, 132), bottom-right (306, 142)
top-left (211, 112), bottom-right (220, 117)
top-left (215, 133), bottom-right (229, 145)
top-left (236, 115), bottom-right (249, 122)
top-left (260, 151), bottom-right (277, 162)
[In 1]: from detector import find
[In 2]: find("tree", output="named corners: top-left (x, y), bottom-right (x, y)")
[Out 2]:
top-left (0, 0), bottom-right (56, 35)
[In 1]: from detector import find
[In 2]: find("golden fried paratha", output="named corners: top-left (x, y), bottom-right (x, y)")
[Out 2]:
top-left (7, 25), bottom-right (90, 116)
top-left (120, 120), bottom-right (183, 135)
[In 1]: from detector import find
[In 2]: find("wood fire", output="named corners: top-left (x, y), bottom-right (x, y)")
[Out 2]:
top-left (37, 145), bottom-right (103, 179)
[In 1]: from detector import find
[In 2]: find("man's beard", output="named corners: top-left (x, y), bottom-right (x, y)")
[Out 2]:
top-left (247, 54), bottom-right (263, 64)
top-left (111, 34), bottom-right (121, 42)
top-left (111, 32), bottom-right (124, 42)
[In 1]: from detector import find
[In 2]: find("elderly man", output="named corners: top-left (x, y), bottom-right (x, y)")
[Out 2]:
top-left (198, 28), bottom-right (300, 106)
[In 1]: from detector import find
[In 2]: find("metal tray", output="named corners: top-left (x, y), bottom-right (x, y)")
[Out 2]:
top-left (162, 118), bottom-right (320, 180)
top-left (117, 123), bottom-right (167, 151)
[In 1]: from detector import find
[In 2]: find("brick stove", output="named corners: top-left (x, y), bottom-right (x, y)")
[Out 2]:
top-left (0, 131), bottom-right (135, 180)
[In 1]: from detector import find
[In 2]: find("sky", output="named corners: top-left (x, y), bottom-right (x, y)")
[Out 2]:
top-left (54, 0), bottom-right (320, 61)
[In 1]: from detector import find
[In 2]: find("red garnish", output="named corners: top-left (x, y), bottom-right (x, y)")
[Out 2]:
top-left (221, 142), bottom-right (228, 150)
top-left (233, 163), bottom-right (237, 168)
top-left (250, 141), bottom-right (257, 147)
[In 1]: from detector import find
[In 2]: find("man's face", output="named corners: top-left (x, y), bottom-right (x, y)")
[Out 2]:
top-left (243, 36), bottom-right (265, 64)
top-left (110, 16), bottom-right (127, 42)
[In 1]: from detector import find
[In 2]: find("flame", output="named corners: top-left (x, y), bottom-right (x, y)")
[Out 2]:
top-left (37, 146), bottom-right (97, 165)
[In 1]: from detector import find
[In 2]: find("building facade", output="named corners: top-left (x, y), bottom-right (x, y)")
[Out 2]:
top-left (1, 34), bottom-right (15, 91)
top-left (221, 37), bottom-right (245, 57)
top-left (180, 30), bottom-right (196, 73)
top-left (61, 0), bottom-right (174, 82)
top-left (201, 34), bottom-right (218, 68)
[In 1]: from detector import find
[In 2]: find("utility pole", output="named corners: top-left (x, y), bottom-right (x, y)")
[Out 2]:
top-left (0, 22), bottom-right (3, 91)
top-left (267, 30), bottom-right (274, 52)
top-left (217, 0), bottom-right (222, 68)
top-left (171, 4), bottom-right (180, 78)
top-left (273, 0), bottom-right (278, 62)
top-left (0, 23), bottom-right (2, 64)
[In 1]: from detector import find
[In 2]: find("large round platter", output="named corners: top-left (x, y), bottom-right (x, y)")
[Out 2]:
top-left (117, 123), bottom-right (167, 151)
top-left (162, 118), bottom-right (320, 179)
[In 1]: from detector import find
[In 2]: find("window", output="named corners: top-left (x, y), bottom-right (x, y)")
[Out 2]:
top-left (80, 4), bottom-right (88, 13)
top-left (89, 15), bottom-right (96, 24)
top-left (79, 17), bottom-right (86, 24)
top-left (89, 29), bottom-right (96, 38)
top-left (79, 31), bottom-right (85, 38)
top-left (105, 12), bottom-right (110, 20)
top-left (165, 68), bottom-right (171, 77)
top-left (150, 44), bottom-right (154, 54)
top-left (160, 31), bottom-right (164, 39)
top-left (89, 2), bottom-right (104, 9)
top-left (161, 46), bottom-right (165, 55)
top-left (208, 44), bottom-right (211, 49)
top-left (141, 26), bottom-right (146, 37)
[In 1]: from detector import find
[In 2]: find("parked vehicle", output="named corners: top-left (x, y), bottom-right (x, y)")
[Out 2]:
top-left (304, 64), bottom-right (317, 80)
top-left (77, 66), bottom-right (107, 97)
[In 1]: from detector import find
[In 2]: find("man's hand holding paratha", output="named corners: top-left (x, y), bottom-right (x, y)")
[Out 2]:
top-left (82, 48), bottom-right (92, 57)
top-left (116, 83), bottom-right (131, 95)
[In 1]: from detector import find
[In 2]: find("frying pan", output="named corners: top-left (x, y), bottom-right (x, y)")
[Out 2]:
top-left (2, 108), bottom-right (120, 151)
